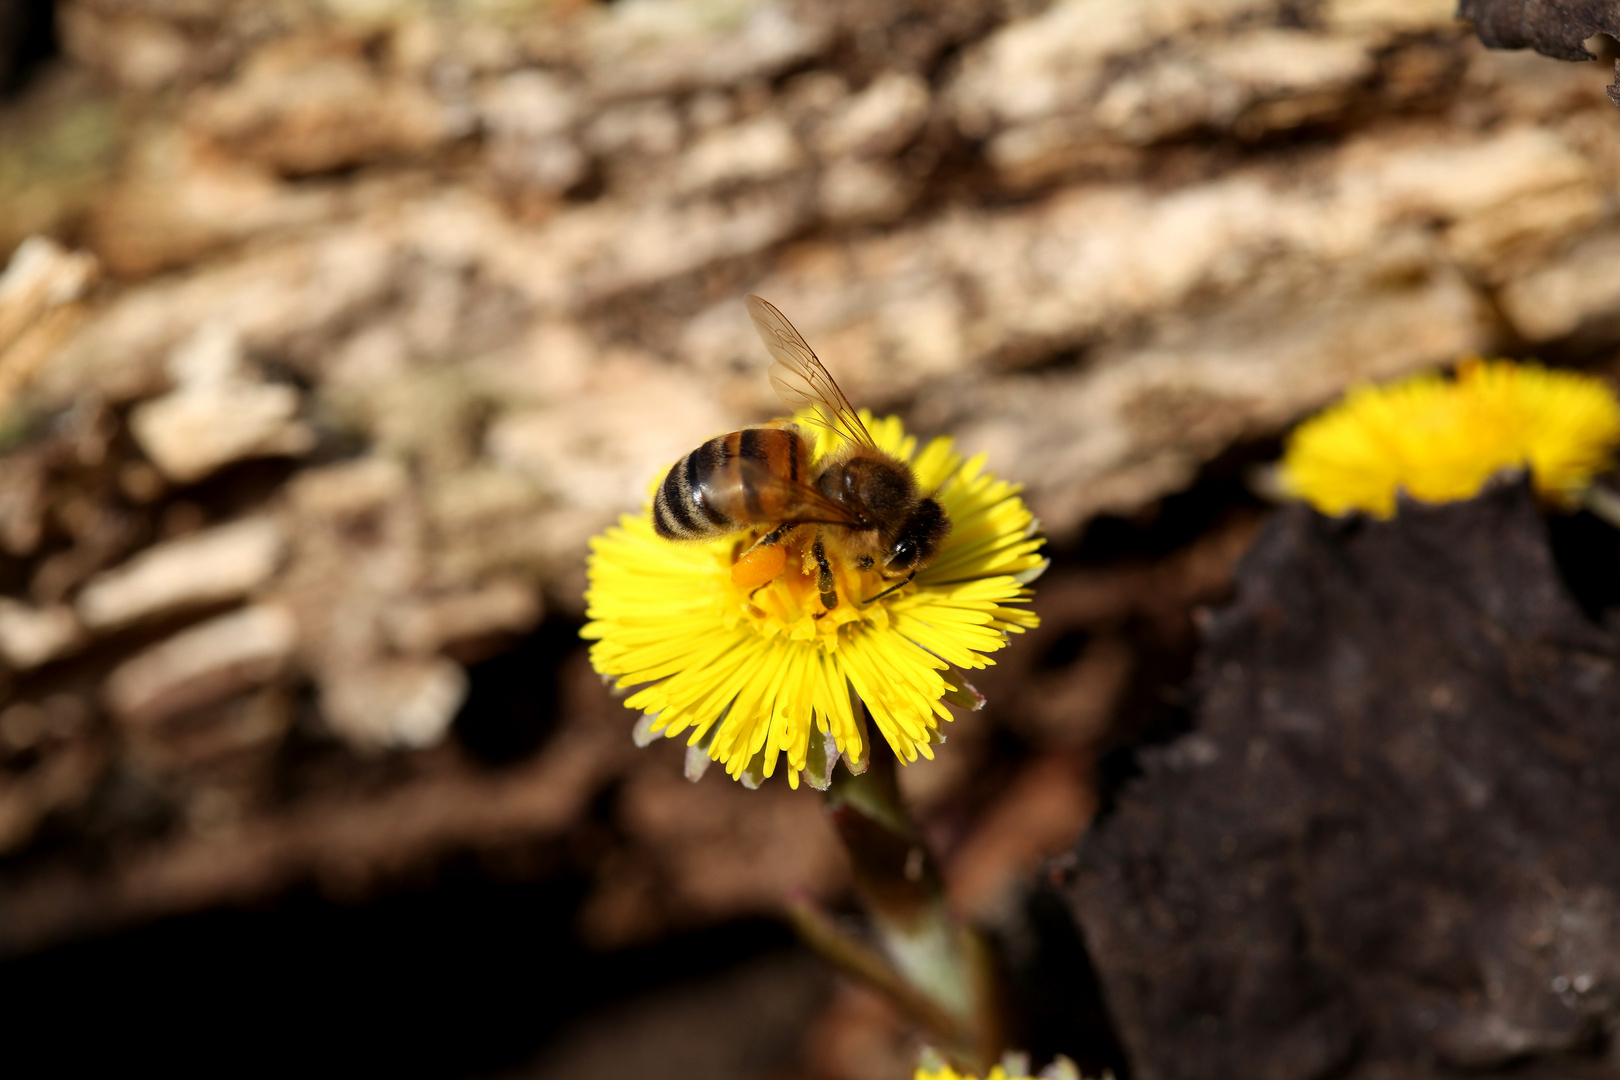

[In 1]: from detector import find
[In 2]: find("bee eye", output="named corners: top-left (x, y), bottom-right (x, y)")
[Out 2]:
top-left (888, 539), bottom-right (915, 567)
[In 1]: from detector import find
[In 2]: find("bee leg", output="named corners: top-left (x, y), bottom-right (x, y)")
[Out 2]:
top-left (811, 534), bottom-right (838, 611)
top-left (739, 524), bottom-right (799, 600)
top-left (861, 571), bottom-right (915, 605)
top-left (745, 523), bottom-right (793, 554)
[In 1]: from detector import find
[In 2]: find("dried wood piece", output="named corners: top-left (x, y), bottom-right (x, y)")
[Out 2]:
top-left (1457, 0), bottom-right (1620, 103)
top-left (1066, 482), bottom-right (1620, 1079)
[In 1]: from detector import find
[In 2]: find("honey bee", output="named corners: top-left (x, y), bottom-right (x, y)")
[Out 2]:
top-left (653, 294), bottom-right (949, 610)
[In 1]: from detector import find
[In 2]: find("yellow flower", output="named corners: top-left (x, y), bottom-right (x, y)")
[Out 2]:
top-left (916, 1066), bottom-right (1026, 1080)
top-left (915, 1053), bottom-right (1082, 1080)
top-left (582, 412), bottom-right (1044, 788)
top-left (1281, 358), bottom-right (1620, 518)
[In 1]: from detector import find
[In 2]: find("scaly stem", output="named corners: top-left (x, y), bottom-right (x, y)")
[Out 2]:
top-left (784, 896), bottom-right (963, 1045)
top-left (806, 741), bottom-right (1003, 1069)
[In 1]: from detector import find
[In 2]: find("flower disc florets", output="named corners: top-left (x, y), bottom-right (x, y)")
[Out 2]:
top-left (1281, 358), bottom-right (1620, 519)
top-left (583, 413), bottom-right (1045, 789)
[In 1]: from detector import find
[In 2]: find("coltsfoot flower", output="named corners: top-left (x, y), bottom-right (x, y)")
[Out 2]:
top-left (917, 1066), bottom-right (1027, 1080)
top-left (1281, 358), bottom-right (1620, 518)
top-left (916, 1050), bottom-right (1084, 1080)
top-left (583, 412), bottom-right (1044, 789)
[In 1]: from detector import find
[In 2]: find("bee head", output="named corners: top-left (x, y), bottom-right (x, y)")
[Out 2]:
top-left (885, 498), bottom-right (949, 573)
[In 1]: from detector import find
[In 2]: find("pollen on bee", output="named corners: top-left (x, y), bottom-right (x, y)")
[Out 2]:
top-left (730, 542), bottom-right (788, 591)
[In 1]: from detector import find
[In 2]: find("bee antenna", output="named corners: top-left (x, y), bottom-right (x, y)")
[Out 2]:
top-left (861, 571), bottom-right (916, 605)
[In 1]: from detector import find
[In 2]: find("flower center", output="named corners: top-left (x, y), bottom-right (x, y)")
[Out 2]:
top-left (716, 529), bottom-right (895, 643)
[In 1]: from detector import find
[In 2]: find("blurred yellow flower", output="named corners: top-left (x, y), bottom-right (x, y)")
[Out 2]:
top-left (915, 1053), bottom-right (1082, 1080)
top-left (916, 1065), bottom-right (1026, 1080)
top-left (583, 412), bottom-right (1045, 789)
top-left (1281, 358), bottom-right (1620, 518)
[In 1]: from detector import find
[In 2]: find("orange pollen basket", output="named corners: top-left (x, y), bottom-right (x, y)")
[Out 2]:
top-left (729, 543), bottom-right (788, 591)
top-left (721, 530), bottom-right (897, 634)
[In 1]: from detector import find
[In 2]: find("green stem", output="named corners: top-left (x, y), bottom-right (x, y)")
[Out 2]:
top-left (817, 741), bottom-right (1005, 1068)
top-left (1584, 483), bottom-right (1620, 530)
top-left (784, 896), bottom-right (964, 1046)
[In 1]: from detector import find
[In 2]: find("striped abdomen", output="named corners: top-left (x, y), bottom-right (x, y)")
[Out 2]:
top-left (654, 426), bottom-right (810, 540)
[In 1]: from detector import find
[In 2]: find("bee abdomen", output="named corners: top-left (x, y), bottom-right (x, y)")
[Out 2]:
top-left (653, 435), bottom-right (735, 540)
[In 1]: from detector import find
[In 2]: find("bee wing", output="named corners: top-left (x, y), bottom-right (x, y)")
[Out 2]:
top-left (736, 457), bottom-right (865, 529)
top-left (746, 294), bottom-right (876, 450)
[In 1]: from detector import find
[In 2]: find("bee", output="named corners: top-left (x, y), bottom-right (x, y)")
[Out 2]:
top-left (653, 294), bottom-right (949, 611)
